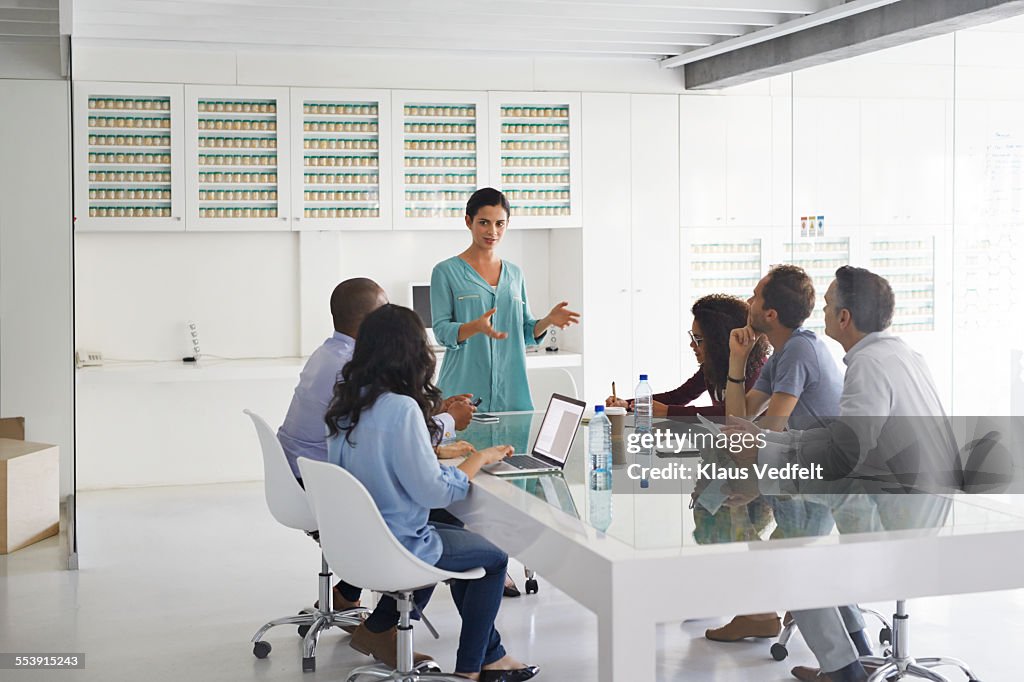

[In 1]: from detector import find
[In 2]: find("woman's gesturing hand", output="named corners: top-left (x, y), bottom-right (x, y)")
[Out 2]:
top-left (473, 308), bottom-right (509, 340)
top-left (545, 301), bottom-right (580, 330)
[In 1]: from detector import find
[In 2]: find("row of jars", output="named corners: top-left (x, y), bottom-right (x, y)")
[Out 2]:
top-left (691, 244), bottom-right (760, 254)
top-left (89, 135), bottom-right (171, 147)
top-left (891, 323), bottom-right (935, 332)
top-left (784, 242), bottom-right (849, 253)
top-left (304, 139), bottom-right (378, 150)
top-left (199, 207), bottom-right (279, 218)
top-left (405, 174), bottom-right (477, 185)
top-left (304, 173), bottom-right (379, 184)
top-left (88, 152), bottom-right (171, 164)
top-left (89, 171), bottom-right (171, 183)
top-left (89, 98), bottom-right (170, 111)
top-left (89, 206), bottom-right (172, 218)
top-left (870, 241), bottom-right (928, 251)
top-left (405, 140), bottom-right (476, 151)
top-left (505, 189), bottom-right (570, 200)
top-left (90, 189), bottom-right (171, 200)
top-left (501, 140), bottom-right (568, 150)
top-left (871, 259), bottom-right (932, 270)
top-left (500, 107), bottom-right (569, 119)
top-left (198, 119), bottom-right (277, 131)
top-left (693, 261), bottom-right (764, 272)
top-left (501, 173), bottom-right (570, 184)
top-left (501, 157), bottom-right (568, 168)
top-left (512, 206), bottom-right (571, 217)
top-left (405, 207), bottom-right (464, 217)
top-left (404, 106), bottom-right (474, 118)
top-left (304, 121), bottom-right (378, 132)
top-left (199, 189), bottom-right (278, 201)
top-left (875, 273), bottom-right (933, 284)
top-left (404, 123), bottom-right (475, 134)
top-left (502, 124), bottom-right (569, 134)
top-left (199, 172), bottom-right (277, 183)
top-left (692, 278), bottom-right (759, 288)
top-left (304, 156), bottom-right (377, 167)
top-left (304, 190), bottom-right (379, 201)
top-left (88, 117), bottom-right (171, 129)
top-left (197, 101), bottom-right (276, 113)
top-left (199, 137), bottom-right (277, 149)
top-left (304, 207), bottom-right (381, 218)
top-left (406, 191), bottom-right (473, 201)
top-left (305, 103), bottom-right (378, 116)
top-left (406, 157), bottom-right (475, 168)
top-left (198, 155), bottom-right (277, 166)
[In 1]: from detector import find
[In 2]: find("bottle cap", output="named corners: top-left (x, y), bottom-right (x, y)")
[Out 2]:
top-left (594, 405), bottom-right (604, 412)
top-left (639, 374), bottom-right (648, 381)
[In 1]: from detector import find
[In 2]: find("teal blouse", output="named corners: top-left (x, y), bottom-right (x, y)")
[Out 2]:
top-left (430, 256), bottom-right (545, 412)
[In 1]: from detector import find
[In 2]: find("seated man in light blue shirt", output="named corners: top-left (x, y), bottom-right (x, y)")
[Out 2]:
top-left (277, 277), bottom-right (476, 612)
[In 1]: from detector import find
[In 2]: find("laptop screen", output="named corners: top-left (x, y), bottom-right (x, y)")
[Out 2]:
top-left (531, 393), bottom-right (586, 465)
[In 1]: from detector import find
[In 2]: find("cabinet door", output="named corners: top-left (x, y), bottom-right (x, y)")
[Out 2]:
top-left (185, 86), bottom-right (291, 231)
top-left (860, 98), bottom-right (903, 226)
top-left (680, 95), bottom-right (727, 227)
top-left (290, 88), bottom-right (391, 230)
top-left (631, 94), bottom-right (680, 388)
top-left (488, 92), bottom-right (581, 228)
top-left (792, 97), bottom-right (861, 228)
top-left (725, 96), bottom-right (773, 227)
top-left (391, 91), bottom-right (488, 230)
top-left (581, 93), bottom-right (632, 404)
top-left (900, 99), bottom-right (949, 226)
top-left (73, 82), bottom-right (185, 231)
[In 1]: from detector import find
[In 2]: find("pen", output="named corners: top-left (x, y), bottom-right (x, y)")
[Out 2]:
top-left (612, 381), bottom-right (617, 401)
top-left (472, 397), bottom-right (483, 407)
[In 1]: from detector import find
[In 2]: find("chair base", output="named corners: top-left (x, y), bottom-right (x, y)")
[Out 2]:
top-left (862, 601), bottom-right (980, 682)
top-left (348, 661), bottom-right (465, 682)
top-left (771, 607), bottom-right (892, 662)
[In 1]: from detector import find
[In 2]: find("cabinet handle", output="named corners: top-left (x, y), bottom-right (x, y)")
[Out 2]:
top-left (174, 216), bottom-right (181, 221)
top-left (619, 289), bottom-right (628, 293)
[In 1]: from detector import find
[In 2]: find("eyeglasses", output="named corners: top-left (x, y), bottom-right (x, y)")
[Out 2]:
top-left (688, 330), bottom-right (704, 346)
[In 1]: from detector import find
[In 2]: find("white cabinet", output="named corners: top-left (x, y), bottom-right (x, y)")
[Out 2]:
top-left (73, 82), bottom-right (185, 231)
top-left (679, 95), bottom-right (772, 227)
top-left (488, 92), bottom-right (582, 228)
top-left (184, 86), bottom-right (291, 231)
top-left (792, 97), bottom-right (861, 228)
top-left (290, 89), bottom-right (391, 230)
top-left (391, 91), bottom-right (488, 230)
top-left (860, 98), bottom-right (949, 226)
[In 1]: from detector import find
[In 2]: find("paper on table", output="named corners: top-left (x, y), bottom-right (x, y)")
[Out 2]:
top-left (696, 413), bottom-right (723, 435)
top-left (696, 477), bottom-right (727, 515)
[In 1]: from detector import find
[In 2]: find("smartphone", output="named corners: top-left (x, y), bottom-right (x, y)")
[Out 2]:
top-left (472, 413), bottom-right (499, 423)
top-left (472, 397), bottom-right (483, 407)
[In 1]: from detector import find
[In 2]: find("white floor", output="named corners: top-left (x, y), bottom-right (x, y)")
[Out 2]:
top-left (2, 482), bottom-right (1020, 682)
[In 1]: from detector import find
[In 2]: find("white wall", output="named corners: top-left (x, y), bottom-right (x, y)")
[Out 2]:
top-left (0, 80), bottom-right (74, 498)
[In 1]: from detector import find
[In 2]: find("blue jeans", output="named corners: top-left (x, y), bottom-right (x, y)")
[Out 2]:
top-left (365, 522), bottom-right (508, 674)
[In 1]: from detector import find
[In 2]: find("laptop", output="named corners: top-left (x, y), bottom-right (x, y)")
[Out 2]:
top-left (483, 393), bottom-right (586, 476)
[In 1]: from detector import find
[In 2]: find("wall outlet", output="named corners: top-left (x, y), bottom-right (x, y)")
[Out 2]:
top-left (75, 349), bottom-right (104, 367)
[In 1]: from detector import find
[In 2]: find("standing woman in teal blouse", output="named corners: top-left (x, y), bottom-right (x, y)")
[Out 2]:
top-left (431, 188), bottom-right (579, 412)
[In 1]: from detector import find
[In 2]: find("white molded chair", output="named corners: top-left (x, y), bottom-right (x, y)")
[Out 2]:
top-left (244, 409), bottom-right (367, 673)
top-left (298, 457), bottom-right (485, 682)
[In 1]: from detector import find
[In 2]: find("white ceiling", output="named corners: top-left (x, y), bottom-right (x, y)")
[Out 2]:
top-left (67, 0), bottom-right (872, 62)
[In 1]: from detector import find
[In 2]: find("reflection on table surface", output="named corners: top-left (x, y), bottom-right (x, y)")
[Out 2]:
top-left (460, 412), bottom-right (1024, 552)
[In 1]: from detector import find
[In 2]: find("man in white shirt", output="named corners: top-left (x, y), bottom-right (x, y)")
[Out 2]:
top-left (735, 266), bottom-right (960, 682)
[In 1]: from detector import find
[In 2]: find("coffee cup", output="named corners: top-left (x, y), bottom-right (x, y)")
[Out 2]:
top-left (605, 406), bottom-right (627, 465)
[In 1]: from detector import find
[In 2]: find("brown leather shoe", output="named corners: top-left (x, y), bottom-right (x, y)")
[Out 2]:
top-left (349, 623), bottom-right (433, 669)
top-left (791, 666), bottom-right (832, 682)
top-left (705, 614), bottom-right (782, 642)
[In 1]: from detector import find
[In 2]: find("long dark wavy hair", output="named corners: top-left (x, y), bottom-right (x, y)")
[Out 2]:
top-left (692, 294), bottom-right (770, 402)
top-left (324, 304), bottom-right (443, 446)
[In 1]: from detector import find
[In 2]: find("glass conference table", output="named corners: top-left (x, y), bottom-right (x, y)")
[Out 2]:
top-left (446, 412), bottom-right (1024, 682)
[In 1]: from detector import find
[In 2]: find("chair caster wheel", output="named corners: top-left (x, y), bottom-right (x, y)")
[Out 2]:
top-left (414, 660), bottom-right (443, 673)
top-left (879, 626), bottom-right (892, 646)
top-left (253, 641), bottom-right (272, 659)
top-left (770, 643), bottom-right (788, 661)
top-left (525, 578), bottom-right (539, 594)
top-left (302, 656), bottom-right (315, 673)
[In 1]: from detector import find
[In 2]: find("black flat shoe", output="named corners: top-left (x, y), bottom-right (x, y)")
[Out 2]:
top-left (503, 573), bottom-right (521, 598)
top-left (479, 665), bottom-right (540, 682)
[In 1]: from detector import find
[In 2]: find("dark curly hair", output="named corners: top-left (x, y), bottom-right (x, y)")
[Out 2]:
top-left (692, 294), bottom-right (770, 401)
top-left (325, 304), bottom-right (442, 446)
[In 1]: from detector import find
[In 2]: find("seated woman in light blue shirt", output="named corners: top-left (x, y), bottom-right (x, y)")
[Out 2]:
top-left (431, 188), bottom-right (579, 412)
top-left (325, 304), bottom-right (539, 682)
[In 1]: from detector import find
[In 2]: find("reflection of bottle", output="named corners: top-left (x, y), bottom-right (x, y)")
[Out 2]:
top-left (589, 469), bottom-right (613, 532)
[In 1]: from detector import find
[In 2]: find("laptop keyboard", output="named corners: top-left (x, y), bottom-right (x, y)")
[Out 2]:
top-left (505, 455), bottom-right (552, 470)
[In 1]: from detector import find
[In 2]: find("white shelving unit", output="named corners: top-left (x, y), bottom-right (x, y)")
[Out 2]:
top-left (868, 236), bottom-right (936, 333)
top-left (291, 89), bottom-right (391, 230)
top-left (489, 92), bottom-right (581, 228)
top-left (391, 91), bottom-right (488, 230)
top-left (682, 232), bottom-right (768, 303)
top-left (780, 236), bottom-right (851, 332)
top-left (73, 82), bottom-right (185, 231)
top-left (185, 86), bottom-right (291, 231)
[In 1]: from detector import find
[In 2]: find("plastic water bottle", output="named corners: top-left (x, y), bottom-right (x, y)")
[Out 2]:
top-left (588, 468), bottom-right (613, 532)
top-left (588, 405), bottom-right (612, 472)
top-left (634, 374), bottom-right (654, 436)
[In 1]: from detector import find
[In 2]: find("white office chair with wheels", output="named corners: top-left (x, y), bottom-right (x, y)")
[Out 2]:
top-left (244, 410), bottom-right (367, 673)
top-left (298, 457), bottom-right (485, 682)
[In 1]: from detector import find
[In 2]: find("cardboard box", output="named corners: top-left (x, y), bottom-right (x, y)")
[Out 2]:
top-left (0, 417), bottom-right (25, 440)
top-left (0, 438), bottom-right (59, 554)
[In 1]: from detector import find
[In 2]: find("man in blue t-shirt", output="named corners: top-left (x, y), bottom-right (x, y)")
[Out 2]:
top-left (705, 265), bottom-right (861, 653)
